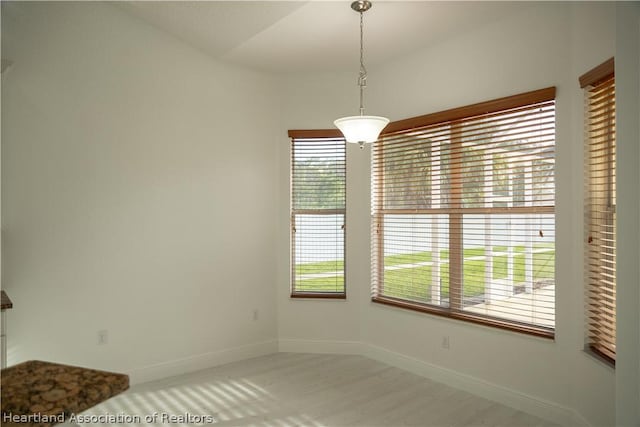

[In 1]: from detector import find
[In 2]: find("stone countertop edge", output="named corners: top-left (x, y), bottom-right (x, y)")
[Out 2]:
top-left (1, 360), bottom-right (130, 427)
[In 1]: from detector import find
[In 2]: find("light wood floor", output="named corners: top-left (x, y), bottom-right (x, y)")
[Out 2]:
top-left (77, 353), bottom-right (558, 426)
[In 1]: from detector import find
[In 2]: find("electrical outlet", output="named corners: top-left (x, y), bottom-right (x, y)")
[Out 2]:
top-left (97, 330), bottom-right (108, 345)
top-left (441, 335), bottom-right (450, 350)
top-left (252, 309), bottom-right (259, 321)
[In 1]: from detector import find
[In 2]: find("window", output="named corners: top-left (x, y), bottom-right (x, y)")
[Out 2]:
top-left (372, 88), bottom-right (556, 337)
top-left (289, 131), bottom-right (346, 298)
top-left (580, 58), bottom-right (616, 364)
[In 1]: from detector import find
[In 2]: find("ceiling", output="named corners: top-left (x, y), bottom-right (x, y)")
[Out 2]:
top-left (116, 1), bottom-right (528, 74)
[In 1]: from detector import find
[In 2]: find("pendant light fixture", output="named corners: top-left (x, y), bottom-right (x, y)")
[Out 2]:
top-left (334, 0), bottom-right (389, 148)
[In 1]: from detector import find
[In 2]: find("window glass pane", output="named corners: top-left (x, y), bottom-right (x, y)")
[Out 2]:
top-left (462, 214), bottom-right (555, 329)
top-left (381, 126), bottom-right (450, 210)
top-left (381, 214), bottom-right (449, 306)
top-left (292, 140), bottom-right (345, 210)
top-left (291, 137), bottom-right (346, 296)
top-left (293, 214), bottom-right (345, 293)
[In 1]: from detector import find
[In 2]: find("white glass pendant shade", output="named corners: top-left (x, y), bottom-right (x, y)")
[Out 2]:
top-left (334, 115), bottom-right (389, 144)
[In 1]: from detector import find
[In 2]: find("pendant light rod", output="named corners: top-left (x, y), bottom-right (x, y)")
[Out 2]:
top-left (352, 1), bottom-right (371, 116)
top-left (357, 7), bottom-right (367, 116)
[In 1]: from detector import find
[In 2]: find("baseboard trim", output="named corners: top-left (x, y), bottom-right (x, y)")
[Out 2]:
top-left (127, 339), bottom-right (278, 385)
top-left (364, 343), bottom-right (592, 426)
top-left (278, 338), bottom-right (364, 355)
top-left (278, 338), bottom-right (588, 426)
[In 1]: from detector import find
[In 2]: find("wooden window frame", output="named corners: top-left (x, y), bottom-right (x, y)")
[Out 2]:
top-left (581, 58), bottom-right (616, 366)
top-left (373, 88), bottom-right (557, 339)
top-left (288, 130), bottom-right (347, 299)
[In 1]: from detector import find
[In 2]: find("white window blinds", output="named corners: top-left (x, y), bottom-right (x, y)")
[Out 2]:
top-left (290, 133), bottom-right (346, 298)
top-left (372, 88), bottom-right (556, 337)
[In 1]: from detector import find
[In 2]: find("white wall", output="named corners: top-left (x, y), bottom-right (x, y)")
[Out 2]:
top-left (1, 2), bottom-right (279, 382)
top-left (567, 3), bottom-right (618, 426)
top-left (277, 3), bottom-right (617, 425)
top-left (615, 3), bottom-right (640, 426)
